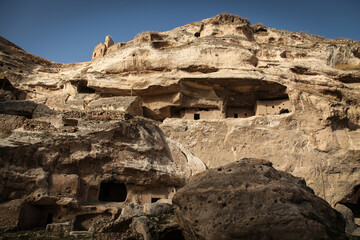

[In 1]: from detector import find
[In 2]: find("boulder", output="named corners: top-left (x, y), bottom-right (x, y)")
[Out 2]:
top-left (334, 204), bottom-right (357, 234)
top-left (173, 158), bottom-right (346, 240)
top-left (120, 203), bottom-right (144, 219)
top-left (143, 202), bottom-right (173, 216)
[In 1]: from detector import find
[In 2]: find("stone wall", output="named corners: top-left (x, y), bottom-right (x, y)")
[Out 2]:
top-left (254, 99), bottom-right (291, 116)
top-left (226, 107), bottom-right (255, 118)
top-left (181, 109), bottom-right (223, 120)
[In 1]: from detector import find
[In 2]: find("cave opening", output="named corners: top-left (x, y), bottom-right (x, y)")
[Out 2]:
top-left (339, 184), bottom-right (360, 226)
top-left (160, 229), bottom-right (185, 240)
top-left (17, 204), bottom-right (55, 230)
top-left (178, 78), bottom-right (290, 120)
top-left (98, 182), bottom-right (127, 202)
top-left (76, 80), bottom-right (96, 94)
top-left (148, 79), bottom-right (291, 121)
top-left (151, 197), bottom-right (161, 203)
top-left (0, 76), bottom-right (14, 91)
top-left (46, 213), bottom-right (53, 225)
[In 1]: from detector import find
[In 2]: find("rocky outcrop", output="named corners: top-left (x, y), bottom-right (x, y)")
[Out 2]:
top-left (0, 105), bottom-right (188, 237)
top-left (335, 204), bottom-right (357, 234)
top-left (173, 158), bottom-right (346, 240)
top-left (0, 12), bottom-right (360, 238)
top-left (92, 35), bottom-right (114, 61)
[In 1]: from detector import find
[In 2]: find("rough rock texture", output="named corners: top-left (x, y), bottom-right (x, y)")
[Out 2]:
top-left (335, 204), bottom-right (357, 234)
top-left (173, 158), bottom-right (346, 240)
top-left (0, 109), bottom-right (187, 238)
top-left (0, 12), bottom-right (360, 238)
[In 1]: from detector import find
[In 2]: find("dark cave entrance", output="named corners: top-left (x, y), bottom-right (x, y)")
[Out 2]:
top-left (194, 113), bottom-right (200, 120)
top-left (151, 197), bottom-right (161, 203)
top-left (76, 80), bottom-right (96, 94)
top-left (280, 109), bottom-right (290, 114)
top-left (17, 204), bottom-right (55, 230)
top-left (98, 182), bottom-right (127, 202)
top-left (159, 229), bottom-right (185, 240)
top-left (339, 184), bottom-right (360, 223)
top-left (46, 212), bottom-right (53, 225)
top-left (0, 76), bottom-right (14, 91)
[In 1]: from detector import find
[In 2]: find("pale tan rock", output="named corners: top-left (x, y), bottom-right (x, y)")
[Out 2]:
top-left (87, 96), bottom-right (143, 116)
top-left (104, 35), bottom-right (114, 48)
top-left (1, 12), bottom-right (360, 237)
top-left (92, 42), bottom-right (106, 61)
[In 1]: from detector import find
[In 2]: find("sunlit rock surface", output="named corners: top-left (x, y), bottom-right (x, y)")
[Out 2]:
top-left (0, 13), bottom-right (360, 238)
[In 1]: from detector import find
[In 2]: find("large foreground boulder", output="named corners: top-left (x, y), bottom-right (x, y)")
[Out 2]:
top-left (173, 158), bottom-right (346, 240)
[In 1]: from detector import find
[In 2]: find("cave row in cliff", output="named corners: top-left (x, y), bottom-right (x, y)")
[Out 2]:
top-left (1, 175), bottom-right (177, 231)
top-left (167, 98), bottom-right (290, 121)
top-left (59, 78), bottom-right (292, 121)
top-left (142, 78), bottom-right (292, 121)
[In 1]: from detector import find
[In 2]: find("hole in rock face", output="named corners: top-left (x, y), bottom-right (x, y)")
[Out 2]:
top-left (160, 229), bottom-right (185, 240)
top-left (339, 185), bottom-right (360, 218)
top-left (194, 32), bottom-right (200, 37)
top-left (0, 76), bottom-right (14, 91)
top-left (63, 118), bottom-right (78, 127)
top-left (46, 213), bottom-right (53, 224)
top-left (151, 78), bottom-right (291, 121)
top-left (18, 205), bottom-right (54, 230)
top-left (98, 182), bottom-right (127, 202)
top-left (151, 197), bottom-right (161, 203)
top-left (76, 80), bottom-right (95, 93)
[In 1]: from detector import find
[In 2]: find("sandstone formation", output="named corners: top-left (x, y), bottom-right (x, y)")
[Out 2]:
top-left (173, 158), bottom-right (346, 240)
top-left (92, 35), bottom-right (115, 61)
top-left (0, 13), bottom-right (360, 237)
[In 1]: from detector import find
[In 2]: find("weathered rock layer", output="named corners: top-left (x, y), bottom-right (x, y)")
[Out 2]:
top-left (0, 13), bottom-right (360, 237)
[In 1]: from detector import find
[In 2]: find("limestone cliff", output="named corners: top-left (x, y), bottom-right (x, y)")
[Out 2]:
top-left (1, 13), bottom-right (360, 237)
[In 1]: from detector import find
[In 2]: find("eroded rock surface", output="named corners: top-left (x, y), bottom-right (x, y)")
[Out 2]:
top-left (173, 158), bottom-right (346, 240)
top-left (0, 12), bottom-right (360, 238)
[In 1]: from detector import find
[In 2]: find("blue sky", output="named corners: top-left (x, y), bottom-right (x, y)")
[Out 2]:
top-left (1, 0), bottom-right (359, 63)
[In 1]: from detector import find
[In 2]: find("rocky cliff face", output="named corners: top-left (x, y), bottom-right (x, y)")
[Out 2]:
top-left (0, 13), bottom-right (360, 237)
